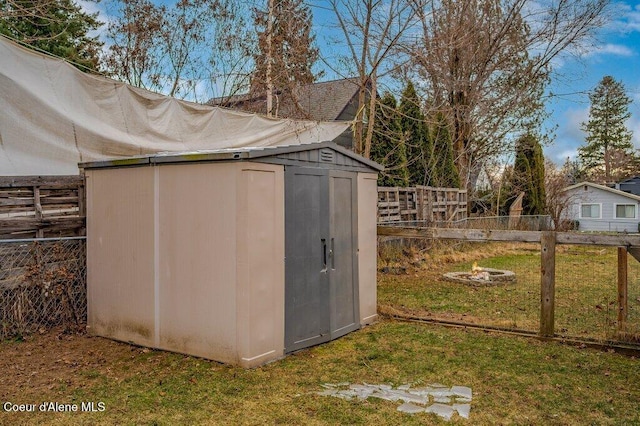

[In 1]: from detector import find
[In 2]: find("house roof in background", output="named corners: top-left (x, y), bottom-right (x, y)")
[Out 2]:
top-left (564, 181), bottom-right (640, 202)
top-left (618, 176), bottom-right (640, 184)
top-left (209, 77), bottom-right (361, 122)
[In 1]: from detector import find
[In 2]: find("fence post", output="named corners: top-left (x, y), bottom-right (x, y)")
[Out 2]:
top-left (618, 246), bottom-right (628, 334)
top-left (540, 231), bottom-right (556, 337)
top-left (34, 186), bottom-right (44, 238)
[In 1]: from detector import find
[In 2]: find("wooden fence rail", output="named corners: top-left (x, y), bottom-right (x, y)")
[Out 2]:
top-left (377, 186), bottom-right (467, 223)
top-left (0, 176), bottom-right (85, 239)
top-left (378, 226), bottom-right (638, 341)
top-left (2, 179), bottom-right (462, 237)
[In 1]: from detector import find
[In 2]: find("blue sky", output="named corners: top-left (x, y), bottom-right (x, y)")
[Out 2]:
top-left (543, 1), bottom-right (640, 164)
top-left (85, 0), bottom-right (640, 165)
top-left (309, 1), bottom-right (640, 165)
top-left (310, 1), bottom-right (640, 165)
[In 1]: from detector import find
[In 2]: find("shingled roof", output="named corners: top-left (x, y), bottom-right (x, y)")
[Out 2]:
top-left (208, 77), bottom-right (361, 122)
top-left (208, 78), bottom-right (361, 148)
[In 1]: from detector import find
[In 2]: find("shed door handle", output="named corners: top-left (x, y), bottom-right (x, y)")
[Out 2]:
top-left (322, 239), bottom-right (327, 270)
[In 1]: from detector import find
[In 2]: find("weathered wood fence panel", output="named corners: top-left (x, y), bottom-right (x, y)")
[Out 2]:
top-left (377, 187), bottom-right (401, 222)
top-left (0, 176), bottom-right (85, 239)
top-left (378, 186), bottom-right (466, 224)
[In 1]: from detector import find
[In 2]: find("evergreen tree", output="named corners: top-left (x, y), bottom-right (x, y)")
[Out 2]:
top-left (579, 75), bottom-right (634, 183)
top-left (369, 92), bottom-right (409, 187)
top-left (511, 133), bottom-right (546, 215)
top-left (252, 0), bottom-right (318, 117)
top-left (0, 0), bottom-right (103, 71)
top-left (398, 81), bottom-right (432, 186)
top-left (431, 112), bottom-right (460, 188)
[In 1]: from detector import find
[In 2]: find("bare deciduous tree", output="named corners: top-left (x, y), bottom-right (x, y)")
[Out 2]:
top-left (408, 0), bottom-right (611, 188)
top-left (104, 0), bottom-right (255, 101)
top-left (545, 159), bottom-right (577, 231)
top-left (205, 1), bottom-right (256, 103)
top-left (103, 0), bottom-right (164, 90)
top-left (328, 0), bottom-right (416, 157)
top-left (252, 0), bottom-right (318, 117)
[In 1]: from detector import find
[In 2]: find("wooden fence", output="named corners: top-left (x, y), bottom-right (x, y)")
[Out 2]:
top-left (378, 226), bottom-right (639, 342)
top-left (1, 178), bottom-right (463, 236)
top-left (0, 176), bottom-right (85, 239)
top-left (377, 186), bottom-right (467, 223)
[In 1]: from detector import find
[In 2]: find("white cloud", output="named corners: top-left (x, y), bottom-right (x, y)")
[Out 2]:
top-left (79, 0), bottom-right (112, 23)
top-left (554, 149), bottom-right (578, 162)
top-left (564, 107), bottom-right (589, 138)
top-left (546, 107), bottom-right (589, 164)
top-left (628, 115), bottom-right (640, 149)
top-left (596, 43), bottom-right (633, 56)
top-left (78, 0), bottom-right (113, 39)
top-left (577, 43), bottom-right (635, 61)
top-left (614, 2), bottom-right (640, 33)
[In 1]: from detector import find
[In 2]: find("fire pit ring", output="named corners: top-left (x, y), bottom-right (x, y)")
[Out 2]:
top-left (443, 268), bottom-right (516, 286)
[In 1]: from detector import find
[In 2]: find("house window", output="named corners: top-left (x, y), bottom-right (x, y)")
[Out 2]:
top-left (615, 204), bottom-right (636, 219)
top-left (580, 204), bottom-right (601, 219)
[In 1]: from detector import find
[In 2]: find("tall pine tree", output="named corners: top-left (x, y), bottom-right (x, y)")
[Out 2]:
top-left (431, 112), bottom-right (460, 188)
top-left (0, 0), bottom-right (103, 71)
top-left (252, 0), bottom-right (318, 117)
top-left (370, 92), bottom-right (409, 187)
top-left (579, 75), bottom-right (634, 184)
top-left (398, 81), bottom-right (432, 186)
top-left (511, 133), bottom-right (546, 215)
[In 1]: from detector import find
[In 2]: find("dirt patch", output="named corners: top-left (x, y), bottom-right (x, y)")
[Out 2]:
top-left (0, 328), bottom-right (144, 403)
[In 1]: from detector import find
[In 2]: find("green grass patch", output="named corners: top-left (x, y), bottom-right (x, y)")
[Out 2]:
top-left (378, 242), bottom-right (640, 341)
top-left (3, 241), bottom-right (640, 424)
top-left (2, 322), bottom-right (639, 425)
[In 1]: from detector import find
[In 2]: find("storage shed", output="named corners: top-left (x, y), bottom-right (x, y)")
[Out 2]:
top-left (83, 141), bottom-right (381, 367)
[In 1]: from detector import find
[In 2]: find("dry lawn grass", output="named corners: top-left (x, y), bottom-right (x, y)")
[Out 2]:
top-left (378, 240), bottom-right (640, 342)
top-left (1, 323), bottom-right (639, 425)
top-left (1, 240), bottom-right (639, 424)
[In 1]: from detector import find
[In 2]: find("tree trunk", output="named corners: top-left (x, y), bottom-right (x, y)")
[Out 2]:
top-left (363, 75), bottom-right (377, 159)
top-left (266, 0), bottom-right (274, 117)
top-left (354, 81), bottom-right (367, 155)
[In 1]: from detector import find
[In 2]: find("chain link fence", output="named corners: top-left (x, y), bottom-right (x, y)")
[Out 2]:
top-left (0, 237), bottom-right (86, 339)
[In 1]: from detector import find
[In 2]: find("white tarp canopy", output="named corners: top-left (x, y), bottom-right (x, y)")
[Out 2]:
top-left (0, 36), bottom-right (351, 176)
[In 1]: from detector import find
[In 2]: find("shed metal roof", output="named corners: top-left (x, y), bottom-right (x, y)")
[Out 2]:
top-left (80, 141), bottom-right (384, 172)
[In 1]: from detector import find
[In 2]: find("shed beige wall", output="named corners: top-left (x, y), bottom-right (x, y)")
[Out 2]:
top-left (86, 167), bottom-right (156, 346)
top-left (357, 173), bottom-right (378, 325)
top-left (86, 161), bottom-right (285, 367)
top-left (236, 165), bottom-right (285, 367)
top-left (157, 163), bottom-right (239, 363)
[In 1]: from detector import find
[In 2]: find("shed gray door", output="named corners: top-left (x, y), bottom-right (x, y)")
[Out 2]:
top-left (329, 171), bottom-right (359, 339)
top-left (285, 167), bottom-right (359, 353)
top-left (285, 167), bottom-right (331, 352)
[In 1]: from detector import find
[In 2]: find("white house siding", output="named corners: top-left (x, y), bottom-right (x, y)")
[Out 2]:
top-left (564, 184), bottom-right (640, 232)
